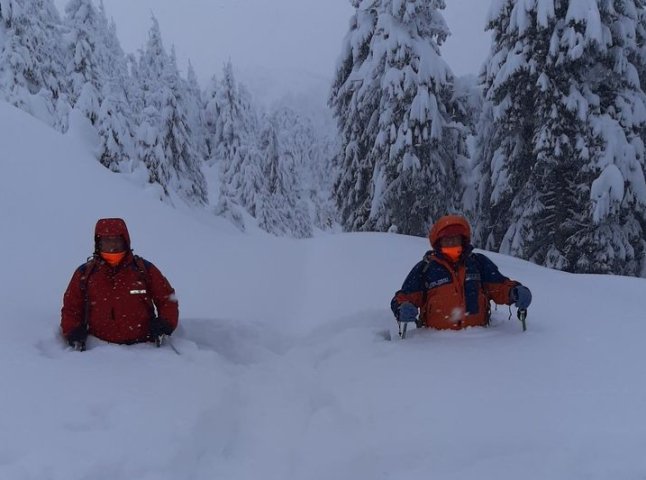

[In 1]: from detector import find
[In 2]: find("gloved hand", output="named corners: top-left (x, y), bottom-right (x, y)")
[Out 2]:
top-left (510, 285), bottom-right (532, 310)
top-left (150, 317), bottom-right (173, 337)
top-left (398, 302), bottom-right (418, 323)
top-left (66, 326), bottom-right (87, 351)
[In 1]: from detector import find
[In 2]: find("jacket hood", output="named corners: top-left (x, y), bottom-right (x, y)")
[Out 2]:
top-left (429, 215), bottom-right (471, 249)
top-left (94, 218), bottom-right (131, 251)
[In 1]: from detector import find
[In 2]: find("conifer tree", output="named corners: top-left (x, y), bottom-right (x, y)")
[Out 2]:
top-left (160, 48), bottom-right (208, 204)
top-left (474, 0), bottom-right (646, 276)
top-left (257, 113), bottom-right (313, 238)
top-left (95, 5), bottom-right (135, 171)
top-left (271, 105), bottom-right (337, 231)
top-left (214, 62), bottom-right (261, 215)
top-left (185, 60), bottom-right (208, 164)
top-left (64, 0), bottom-right (103, 125)
top-left (135, 17), bottom-right (207, 205)
top-left (330, 0), bottom-right (468, 235)
top-left (203, 74), bottom-right (219, 163)
top-left (0, 0), bottom-right (68, 129)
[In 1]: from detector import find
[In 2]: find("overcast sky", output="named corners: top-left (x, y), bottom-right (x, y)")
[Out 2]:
top-left (54, 0), bottom-right (491, 97)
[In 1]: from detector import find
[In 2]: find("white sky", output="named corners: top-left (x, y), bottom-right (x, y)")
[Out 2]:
top-left (54, 0), bottom-right (491, 93)
top-left (2, 100), bottom-right (646, 479)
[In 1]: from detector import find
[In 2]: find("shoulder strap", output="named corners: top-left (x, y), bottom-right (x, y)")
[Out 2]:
top-left (79, 257), bottom-right (96, 285)
top-left (79, 258), bottom-right (97, 333)
top-left (132, 255), bottom-right (156, 321)
top-left (79, 259), bottom-right (96, 294)
top-left (132, 255), bottom-right (151, 288)
top-left (422, 252), bottom-right (433, 272)
top-left (420, 252), bottom-right (434, 307)
top-left (468, 253), bottom-right (492, 325)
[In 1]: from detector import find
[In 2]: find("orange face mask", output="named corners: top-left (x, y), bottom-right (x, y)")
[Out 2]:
top-left (441, 246), bottom-right (463, 262)
top-left (100, 251), bottom-right (126, 267)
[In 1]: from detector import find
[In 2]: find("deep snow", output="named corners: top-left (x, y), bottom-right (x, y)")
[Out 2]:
top-left (1, 102), bottom-right (645, 479)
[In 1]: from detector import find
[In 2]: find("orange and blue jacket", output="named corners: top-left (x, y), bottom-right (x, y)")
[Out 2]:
top-left (391, 247), bottom-right (519, 330)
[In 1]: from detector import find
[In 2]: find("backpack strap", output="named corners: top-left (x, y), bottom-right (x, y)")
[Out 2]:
top-left (418, 252), bottom-right (434, 327)
top-left (421, 251), bottom-right (434, 292)
top-left (470, 253), bottom-right (492, 326)
top-left (79, 258), bottom-right (97, 335)
top-left (132, 255), bottom-right (157, 321)
top-left (133, 255), bottom-right (168, 345)
top-left (132, 255), bottom-right (151, 288)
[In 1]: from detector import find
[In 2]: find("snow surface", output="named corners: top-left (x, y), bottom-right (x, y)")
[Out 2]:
top-left (1, 101), bottom-right (646, 479)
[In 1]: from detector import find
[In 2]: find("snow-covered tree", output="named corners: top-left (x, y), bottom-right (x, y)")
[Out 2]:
top-left (64, 0), bottom-right (104, 125)
top-left (63, 0), bottom-right (139, 171)
top-left (184, 60), bottom-right (208, 164)
top-left (213, 62), bottom-right (262, 216)
top-left (134, 17), bottom-right (207, 205)
top-left (0, 0), bottom-right (68, 129)
top-left (161, 49), bottom-right (208, 204)
top-left (454, 74), bottom-right (484, 223)
top-left (330, 0), bottom-right (469, 235)
top-left (453, 74), bottom-right (483, 139)
top-left (203, 74), bottom-right (219, 162)
top-left (256, 112), bottom-right (313, 238)
top-left (95, 6), bottom-right (135, 171)
top-left (474, 0), bottom-right (646, 276)
top-left (271, 105), bottom-right (338, 231)
top-left (634, 4), bottom-right (646, 91)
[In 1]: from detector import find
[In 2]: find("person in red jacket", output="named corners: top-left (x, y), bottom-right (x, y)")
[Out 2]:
top-left (391, 215), bottom-right (531, 330)
top-left (61, 218), bottom-right (178, 350)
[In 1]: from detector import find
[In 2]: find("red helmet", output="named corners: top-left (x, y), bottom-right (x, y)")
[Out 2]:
top-left (429, 215), bottom-right (471, 249)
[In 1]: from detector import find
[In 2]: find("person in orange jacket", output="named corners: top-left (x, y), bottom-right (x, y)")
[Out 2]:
top-left (61, 218), bottom-right (178, 350)
top-left (391, 215), bottom-right (531, 330)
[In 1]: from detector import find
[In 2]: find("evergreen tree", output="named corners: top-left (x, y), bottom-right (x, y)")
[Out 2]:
top-left (329, 0), bottom-right (468, 235)
top-left (272, 105), bottom-right (338, 231)
top-left (0, 0), bottom-right (68, 129)
top-left (134, 33), bottom-right (166, 200)
top-left (135, 17), bottom-right (207, 205)
top-left (455, 74), bottom-right (484, 222)
top-left (453, 75), bottom-right (483, 138)
top-left (329, 2), bottom-right (378, 231)
top-left (64, 0), bottom-right (103, 125)
top-left (475, 0), bottom-right (646, 276)
top-left (185, 60), bottom-right (209, 164)
top-left (203, 74), bottom-right (218, 163)
top-left (257, 112), bottom-right (313, 238)
top-left (95, 5), bottom-right (135, 171)
top-left (160, 48), bottom-right (208, 204)
top-left (214, 61), bottom-right (261, 216)
top-left (633, 3), bottom-right (646, 90)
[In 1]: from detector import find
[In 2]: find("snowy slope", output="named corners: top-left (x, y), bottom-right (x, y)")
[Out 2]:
top-left (1, 101), bottom-right (645, 479)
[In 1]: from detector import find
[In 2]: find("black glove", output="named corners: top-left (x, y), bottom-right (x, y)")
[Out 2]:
top-left (150, 317), bottom-right (173, 337)
top-left (67, 326), bottom-right (87, 351)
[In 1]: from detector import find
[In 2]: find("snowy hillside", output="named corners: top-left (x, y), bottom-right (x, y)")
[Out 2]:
top-left (1, 102), bottom-right (645, 479)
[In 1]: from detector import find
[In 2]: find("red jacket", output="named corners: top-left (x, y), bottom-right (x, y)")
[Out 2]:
top-left (61, 219), bottom-right (178, 344)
